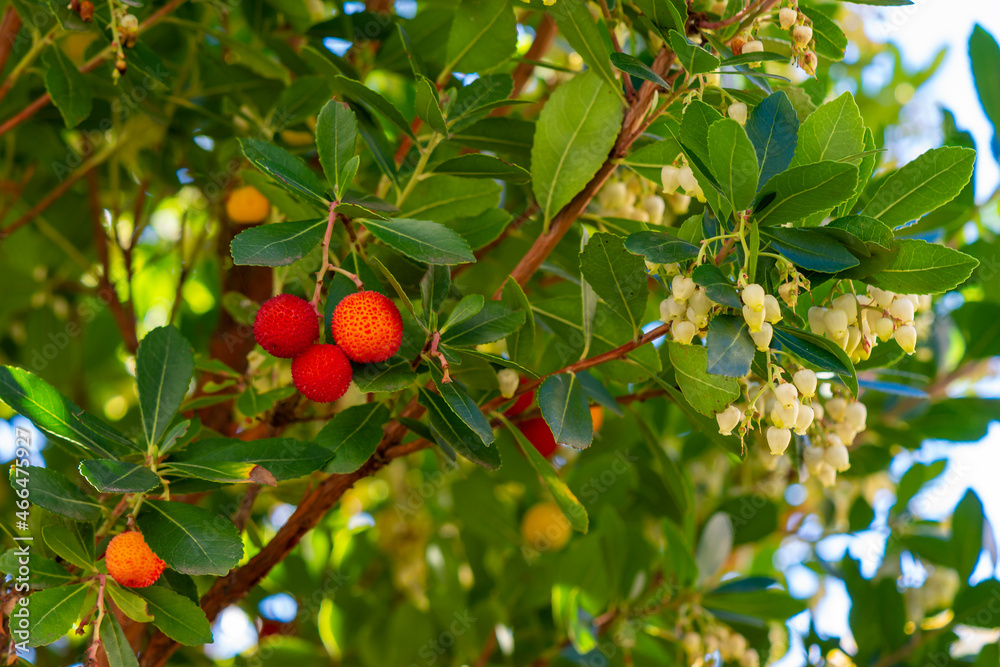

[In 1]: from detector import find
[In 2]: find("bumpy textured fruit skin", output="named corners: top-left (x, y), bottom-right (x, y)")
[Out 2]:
top-left (331, 291), bottom-right (403, 363)
top-left (254, 294), bottom-right (319, 358)
top-left (226, 186), bottom-right (271, 224)
top-left (521, 502), bottom-right (571, 551)
top-left (291, 344), bottom-right (353, 402)
top-left (105, 532), bottom-right (166, 588)
top-left (518, 417), bottom-right (557, 458)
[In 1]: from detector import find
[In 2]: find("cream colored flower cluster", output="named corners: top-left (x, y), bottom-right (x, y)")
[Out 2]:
top-left (659, 275), bottom-right (717, 345)
top-left (597, 175), bottom-right (688, 225)
top-left (682, 626), bottom-right (760, 667)
top-left (807, 287), bottom-right (931, 362)
top-left (661, 161), bottom-right (706, 203)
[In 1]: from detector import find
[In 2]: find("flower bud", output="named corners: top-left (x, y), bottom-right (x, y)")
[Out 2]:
top-left (690, 288), bottom-right (713, 316)
top-left (498, 369), bottom-right (519, 399)
top-left (673, 320), bottom-right (697, 345)
top-left (792, 25), bottom-right (813, 46)
top-left (716, 405), bottom-right (743, 435)
top-left (661, 298), bottom-right (687, 322)
top-left (751, 322), bottom-right (773, 351)
top-left (889, 297), bottom-right (915, 324)
top-left (871, 286), bottom-right (895, 310)
top-left (741, 283), bottom-right (766, 310)
top-left (832, 294), bottom-right (858, 325)
top-left (779, 7), bottom-right (797, 29)
top-left (778, 281), bottom-right (798, 307)
top-left (661, 165), bottom-right (681, 194)
top-left (766, 426), bottom-right (791, 455)
top-left (874, 316), bottom-right (895, 342)
top-left (742, 305), bottom-right (766, 332)
top-left (803, 445), bottom-right (825, 474)
top-left (793, 404), bottom-right (814, 435)
top-left (774, 382), bottom-right (799, 409)
top-left (825, 442), bottom-right (850, 471)
top-left (671, 274), bottom-right (696, 301)
top-left (642, 195), bottom-right (666, 225)
top-left (727, 102), bottom-right (748, 126)
top-left (121, 13), bottom-right (138, 31)
top-left (894, 324), bottom-right (917, 354)
top-left (816, 463), bottom-right (837, 487)
top-left (677, 165), bottom-right (698, 194)
top-left (743, 39), bottom-right (764, 53)
top-left (793, 369), bottom-right (817, 398)
top-left (844, 401), bottom-right (867, 430)
top-left (599, 182), bottom-right (628, 209)
top-left (770, 401), bottom-right (798, 429)
top-left (808, 307), bottom-right (827, 336)
top-left (824, 308), bottom-right (848, 339)
top-left (826, 398), bottom-right (847, 422)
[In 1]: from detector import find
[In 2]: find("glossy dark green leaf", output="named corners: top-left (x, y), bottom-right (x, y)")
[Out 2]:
top-left (754, 161), bottom-right (858, 226)
top-left (761, 227), bottom-right (860, 272)
top-left (42, 47), bottom-right (92, 128)
top-left (691, 263), bottom-right (741, 308)
top-left (610, 52), bottom-right (669, 88)
top-left (865, 239), bottom-right (978, 294)
top-left (9, 466), bottom-right (101, 522)
top-left (230, 218), bottom-right (327, 266)
top-left (705, 315), bottom-right (755, 377)
top-left (431, 154), bottom-right (530, 183)
top-left (970, 25), bottom-right (1000, 137)
top-left (443, 0), bottom-right (516, 75)
top-left (434, 371), bottom-right (495, 446)
top-left (136, 326), bottom-right (194, 447)
top-left (952, 490), bottom-right (985, 582)
top-left (316, 99), bottom-right (359, 200)
top-left (135, 586), bottom-right (213, 645)
top-left (79, 460), bottom-right (160, 494)
top-left (538, 373), bottom-right (593, 450)
top-left (550, 0), bottom-right (621, 94)
top-left (865, 146), bottom-right (976, 228)
top-left (772, 325), bottom-right (858, 395)
top-left (137, 500), bottom-right (243, 576)
top-left (668, 30), bottom-right (721, 75)
top-left (185, 438), bottom-right (332, 481)
top-left (415, 75), bottom-right (449, 136)
top-left (709, 118), bottom-right (759, 211)
top-left (333, 75), bottom-right (415, 139)
top-left (419, 387), bottom-right (500, 470)
top-left (502, 278), bottom-right (535, 365)
top-left (580, 233), bottom-right (648, 334)
top-left (317, 402), bottom-right (390, 473)
top-left (362, 217), bottom-right (475, 265)
top-left (166, 461), bottom-right (276, 486)
top-left (790, 92), bottom-right (864, 167)
top-left (623, 231), bottom-right (700, 264)
top-left (0, 550), bottom-right (72, 589)
top-left (353, 358), bottom-right (419, 392)
top-left (42, 523), bottom-right (94, 570)
top-left (668, 343), bottom-right (740, 417)
top-left (799, 5), bottom-right (846, 61)
top-left (240, 138), bottom-right (330, 205)
top-left (440, 301), bottom-right (525, 346)
top-left (100, 613), bottom-right (140, 667)
top-left (745, 91), bottom-right (798, 189)
top-left (26, 583), bottom-right (90, 647)
top-left (271, 76), bottom-right (331, 130)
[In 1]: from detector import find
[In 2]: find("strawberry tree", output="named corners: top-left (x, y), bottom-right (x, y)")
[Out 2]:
top-left (0, 0), bottom-right (999, 665)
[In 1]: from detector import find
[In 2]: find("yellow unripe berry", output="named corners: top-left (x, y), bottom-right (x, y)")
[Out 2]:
top-left (521, 502), bottom-right (572, 552)
top-left (226, 186), bottom-right (271, 224)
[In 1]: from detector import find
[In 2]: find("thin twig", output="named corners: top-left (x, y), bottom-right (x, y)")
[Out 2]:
top-left (310, 203), bottom-right (340, 313)
top-left (428, 331), bottom-right (451, 383)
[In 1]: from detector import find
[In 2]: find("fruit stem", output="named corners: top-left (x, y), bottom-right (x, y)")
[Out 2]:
top-left (327, 265), bottom-right (365, 290)
top-left (310, 201), bottom-right (341, 314)
top-left (428, 331), bottom-right (451, 383)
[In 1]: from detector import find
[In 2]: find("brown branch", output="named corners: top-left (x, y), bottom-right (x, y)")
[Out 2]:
top-left (494, 49), bottom-right (676, 299)
top-left (493, 13), bottom-right (557, 118)
top-left (0, 7), bottom-right (22, 77)
top-left (0, 0), bottom-right (189, 139)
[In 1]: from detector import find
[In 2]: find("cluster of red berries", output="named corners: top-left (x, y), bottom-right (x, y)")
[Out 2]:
top-left (253, 291), bottom-right (403, 403)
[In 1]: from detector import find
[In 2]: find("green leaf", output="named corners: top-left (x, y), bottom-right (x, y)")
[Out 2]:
top-left (772, 325), bottom-right (857, 395)
top-left (352, 358), bottom-right (419, 392)
top-left (79, 460), bottom-right (160, 494)
top-left (866, 239), bottom-right (978, 295)
top-left (10, 466), bottom-right (102, 522)
top-left (362, 217), bottom-right (475, 265)
top-left (497, 414), bottom-right (588, 533)
top-left (415, 75), bottom-right (449, 136)
top-left (970, 25), bottom-right (1000, 137)
top-left (865, 146), bottom-right (976, 228)
top-left (420, 264), bottom-right (451, 322)
top-left (609, 52), bottom-right (668, 88)
top-left (137, 500), bottom-right (243, 576)
top-left (705, 315), bottom-right (755, 377)
top-left (440, 294), bottom-right (485, 333)
top-left (240, 138), bottom-right (330, 205)
top-left (622, 137), bottom-right (681, 183)
top-left (761, 227), bottom-right (860, 273)
top-left (100, 613), bottom-right (140, 667)
top-left (550, 0), bottom-right (621, 94)
top-left (623, 231), bottom-right (700, 264)
top-left (42, 523), bottom-right (94, 570)
top-left (538, 373), bottom-right (593, 450)
top-left (799, 5), bottom-right (846, 61)
top-left (952, 490), bottom-right (985, 582)
top-left (719, 51), bottom-right (788, 67)
top-left (579, 232), bottom-right (648, 334)
top-left (754, 161), bottom-right (858, 226)
top-left (824, 215), bottom-right (894, 253)
top-left (0, 551), bottom-right (72, 589)
top-left (135, 586), bottom-right (213, 645)
top-left (440, 301), bottom-right (525, 346)
top-left (668, 30), bottom-right (721, 74)
top-left (444, 0), bottom-right (516, 74)
top-left (317, 402), bottom-right (390, 473)
top-left (166, 461), bottom-right (277, 486)
top-left (709, 118), bottom-right (759, 211)
top-left (0, 366), bottom-right (137, 458)
top-left (26, 583), bottom-right (90, 647)
top-left (271, 76), bottom-right (331, 130)
top-left (184, 438), bottom-right (332, 481)
top-left (106, 582), bottom-right (153, 623)
top-left (680, 100), bottom-right (724, 172)
top-left (230, 219), bottom-right (327, 267)
top-left (419, 387), bottom-right (501, 470)
top-left (691, 263), bottom-right (741, 308)
top-left (444, 208), bottom-right (513, 250)
top-left (136, 326), bottom-right (194, 448)
top-left (42, 47), bottom-right (92, 128)
top-left (703, 586), bottom-right (807, 622)
top-left (397, 175), bottom-right (502, 222)
top-left (531, 70), bottom-right (624, 224)
top-left (745, 91), bottom-right (799, 189)
top-left (790, 91), bottom-right (864, 166)
top-left (431, 154), bottom-right (531, 183)
top-left (632, 0), bottom-right (685, 33)
top-left (316, 100), bottom-right (359, 200)
top-left (502, 278), bottom-right (535, 365)
top-left (447, 74), bottom-right (515, 130)
top-left (668, 342), bottom-right (741, 417)
top-left (333, 75), bottom-right (415, 139)
top-left (434, 373), bottom-right (495, 446)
